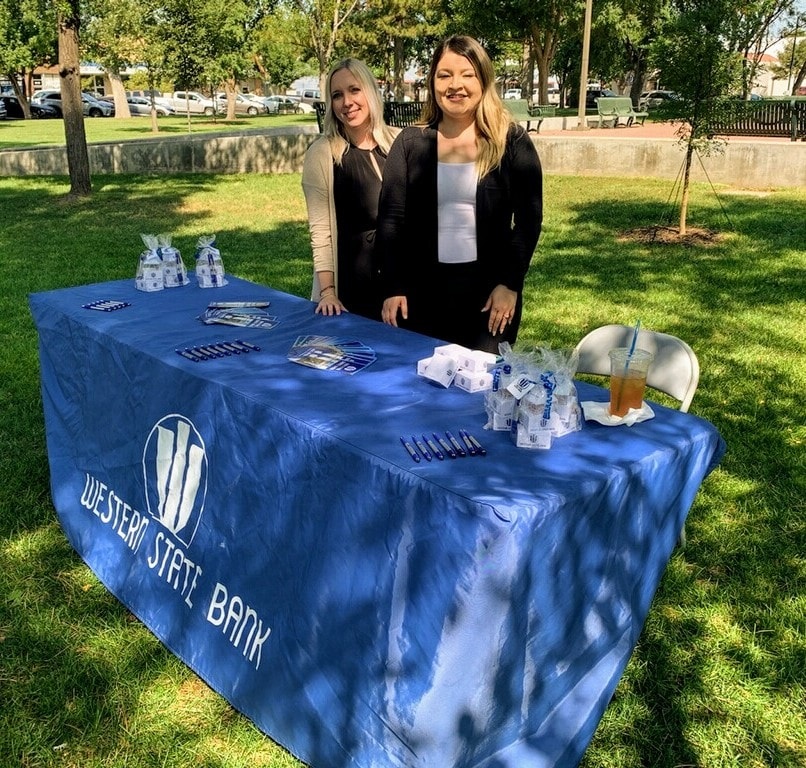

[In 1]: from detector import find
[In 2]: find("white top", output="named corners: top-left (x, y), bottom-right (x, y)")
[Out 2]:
top-left (437, 162), bottom-right (477, 264)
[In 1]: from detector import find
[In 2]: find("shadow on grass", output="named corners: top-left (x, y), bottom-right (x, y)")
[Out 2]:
top-left (1, 174), bottom-right (803, 768)
top-left (555, 191), bottom-right (806, 768)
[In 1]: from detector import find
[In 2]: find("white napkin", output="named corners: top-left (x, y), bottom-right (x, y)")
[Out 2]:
top-left (581, 400), bottom-right (655, 427)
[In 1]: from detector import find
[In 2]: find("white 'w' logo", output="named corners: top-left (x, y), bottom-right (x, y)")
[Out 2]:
top-left (143, 415), bottom-right (207, 547)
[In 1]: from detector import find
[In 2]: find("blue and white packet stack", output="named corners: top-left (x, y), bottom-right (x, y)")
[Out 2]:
top-left (135, 234), bottom-right (165, 292)
top-left (157, 233), bottom-right (189, 288)
top-left (199, 301), bottom-right (279, 329)
top-left (194, 235), bottom-right (228, 288)
top-left (287, 335), bottom-right (376, 374)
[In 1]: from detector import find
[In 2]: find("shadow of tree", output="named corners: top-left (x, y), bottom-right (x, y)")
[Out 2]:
top-left (1, 173), bottom-right (803, 768)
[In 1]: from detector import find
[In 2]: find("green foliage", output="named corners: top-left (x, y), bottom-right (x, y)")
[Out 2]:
top-left (253, 7), bottom-right (311, 90)
top-left (340, 0), bottom-right (447, 95)
top-left (651, 0), bottom-right (743, 142)
top-left (770, 29), bottom-right (806, 93)
top-left (0, 0), bottom-right (58, 84)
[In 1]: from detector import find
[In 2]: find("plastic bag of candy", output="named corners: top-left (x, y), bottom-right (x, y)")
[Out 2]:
top-left (135, 234), bottom-right (165, 292)
top-left (157, 233), bottom-right (189, 288)
top-left (485, 344), bottom-right (582, 449)
top-left (194, 235), bottom-right (228, 288)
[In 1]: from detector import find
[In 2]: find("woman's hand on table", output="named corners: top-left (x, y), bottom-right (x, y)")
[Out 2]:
top-left (482, 285), bottom-right (517, 335)
top-left (316, 293), bottom-right (346, 315)
top-left (382, 296), bottom-right (408, 327)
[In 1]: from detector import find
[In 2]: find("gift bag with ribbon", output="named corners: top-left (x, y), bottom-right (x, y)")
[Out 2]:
top-left (157, 233), bottom-right (189, 288)
top-left (485, 344), bottom-right (582, 449)
top-left (135, 234), bottom-right (165, 292)
top-left (194, 235), bottom-right (228, 288)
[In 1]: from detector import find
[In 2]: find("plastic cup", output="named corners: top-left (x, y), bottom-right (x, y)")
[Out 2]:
top-left (609, 347), bottom-right (653, 417)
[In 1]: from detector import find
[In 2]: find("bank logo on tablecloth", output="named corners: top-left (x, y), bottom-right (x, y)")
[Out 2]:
top-left (143, 414), bottom-right (208, 547)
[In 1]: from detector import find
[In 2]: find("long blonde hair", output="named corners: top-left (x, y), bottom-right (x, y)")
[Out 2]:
top-left (322, 58), bottom-right (397, 164)
top-left (421, 36), bottom-right (512, 178)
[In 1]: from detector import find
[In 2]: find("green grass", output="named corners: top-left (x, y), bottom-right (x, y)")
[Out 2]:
top-left (0, 168), bottom-right (804, 768)
top-left (0, 112), bottom-right (317, 149)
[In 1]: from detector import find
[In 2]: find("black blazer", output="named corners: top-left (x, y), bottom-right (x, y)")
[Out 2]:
top-left (376, 123), bottom-right (543, 299)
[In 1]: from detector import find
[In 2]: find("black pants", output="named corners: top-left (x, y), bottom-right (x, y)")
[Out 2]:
top-left (404, 261), bottom-right (521, 354)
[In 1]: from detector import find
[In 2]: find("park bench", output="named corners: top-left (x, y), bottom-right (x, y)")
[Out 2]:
top-left (384, 101), bottom-right (426, 127)
top-left (590, 96), bottom-right (648, 128)
top-left (707, 99), bottom-right (806, 141)
top-left (316, 101), bottom-right (426, 131)
top-left (504, 99), bottom-right (544, 132)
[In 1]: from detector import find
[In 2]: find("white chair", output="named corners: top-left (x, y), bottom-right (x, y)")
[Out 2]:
top-left (574, 324), bottom-right (701, 547)
top-left (573, 324), bottom-right (700, 412)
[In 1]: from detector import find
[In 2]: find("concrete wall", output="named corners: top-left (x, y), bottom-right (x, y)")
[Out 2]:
top-left (1, 122), bottom-right (804, 189)
top-left (534, 118), bottom-right (806, 189)
top-left (0, 126), bottom-right (319, 177)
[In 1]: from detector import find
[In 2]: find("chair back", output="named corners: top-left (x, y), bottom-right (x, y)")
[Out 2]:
top-left (574, 324), bottom-right (700, 411)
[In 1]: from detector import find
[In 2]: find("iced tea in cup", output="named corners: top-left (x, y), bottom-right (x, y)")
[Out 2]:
top-left (609, 348), bottom-right (653, 417)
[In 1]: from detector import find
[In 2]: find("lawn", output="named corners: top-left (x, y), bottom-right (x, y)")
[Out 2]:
top-left (0, 169), bottom-right (804, 768)
top-left (0, 111), bottom-right (317, 149)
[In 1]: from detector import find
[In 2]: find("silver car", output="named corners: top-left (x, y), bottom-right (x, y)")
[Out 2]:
top-left (126, 96), bottom-right (175, 117)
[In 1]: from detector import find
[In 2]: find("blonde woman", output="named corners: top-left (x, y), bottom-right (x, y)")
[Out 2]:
top-left (377, 36), bottom-right (543, 352)
top-left (302, 58), bottom-right (399, 318)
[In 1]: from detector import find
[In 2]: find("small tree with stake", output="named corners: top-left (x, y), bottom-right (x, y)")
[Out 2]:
top-left (650, 0), bottom-right (742, 236)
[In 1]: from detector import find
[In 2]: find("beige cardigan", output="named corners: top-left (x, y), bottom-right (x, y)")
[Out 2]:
top-left (301, 137), bottom-right (338, 301)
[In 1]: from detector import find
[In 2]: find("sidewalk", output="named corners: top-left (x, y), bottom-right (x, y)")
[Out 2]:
top-left (538, 117), bottom-right (795, 143)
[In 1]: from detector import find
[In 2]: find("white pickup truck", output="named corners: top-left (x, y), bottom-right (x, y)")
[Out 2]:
top-left (163, 91), bottom-right (220, 115)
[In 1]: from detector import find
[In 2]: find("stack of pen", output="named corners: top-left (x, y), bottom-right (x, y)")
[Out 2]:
top-left (400, 430), bottom-right (487, 463)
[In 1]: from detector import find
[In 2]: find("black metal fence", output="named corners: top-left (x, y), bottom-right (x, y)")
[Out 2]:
top-left (314, 101), bottom-right (426, 132)
top-left (707, 99), bottom-right (806, 141)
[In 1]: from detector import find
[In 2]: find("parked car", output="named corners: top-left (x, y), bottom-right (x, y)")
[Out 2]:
top-left (126, 89), bottom-right (163, 100)
top-left (0, 94), bottom-right (59, 119)
top-left (284, 95), bottom-right (316, 114)
top-left (568, 88), bottom-right (616, 109)
top-left (0, 98), bottom-right (6, 120)
top-left (531, 87), bottom-right (561, 106)
top-left (125, 96), bottom-right (176, 117)
top-left (214, 93), bottom-right (267, 115)
top-left (504, 88), bottom-right (522, 100)
top-left (262, 95), bottom-right (302, 114)
top-left (298, 88), bottom-right (322, 106)
top-left (31, 90), bottom-right (114, 117)
top-left (82, 92), bottom-right (115, 116)
top-left (162, 91), bottom-right (221, 115)
top-left (639, 90), bottom-right (679, 109)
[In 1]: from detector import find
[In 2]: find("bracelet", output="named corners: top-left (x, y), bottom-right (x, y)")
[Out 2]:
top-left (319, 285), bottom-right (335, 297)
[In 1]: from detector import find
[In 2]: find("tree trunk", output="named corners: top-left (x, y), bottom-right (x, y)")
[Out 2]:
top-left (109, 71), bottom-right (130, 119)
top-left (6, 73), bottom-right (31, 117)
top-left (58, 5), bottom-right (91, 198)
top-left (530, 24), bottom-right (557, 105)
top-left (393, 36), bottom-right (405, 100)
top-left (679, 140), bottom-right (695, 236)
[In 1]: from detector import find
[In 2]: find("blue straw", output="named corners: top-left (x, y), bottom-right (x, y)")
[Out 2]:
top-left (627, 319), bottom-right (641, 360)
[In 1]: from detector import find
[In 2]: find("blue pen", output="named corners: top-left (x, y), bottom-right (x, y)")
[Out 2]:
top-left (424, 434), bottom-right (444, 460)
top-left (434, 432), bottom-right (456, 458)
top-left (177, 348), bottom-right (201, 362)
top-left (461, 429), bottom-right (487, 456)
top-left (411, 435), bottom-right (430, 461)
top-left (458, 429), bottom-right (477, 456)
top-left (413, 435), bottom-right (432, 461)
top-left (445, 431), bottom-right (467, 457)
top-left (400, 436), bottom-right (420, 463)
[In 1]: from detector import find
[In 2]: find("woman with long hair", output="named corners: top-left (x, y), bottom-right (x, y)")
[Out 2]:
top-left (302, 58), bottom-right (398, 318)
top-left (377, 36), bottom-right (543, 352)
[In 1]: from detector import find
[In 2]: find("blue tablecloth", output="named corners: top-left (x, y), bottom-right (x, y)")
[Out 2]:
top-left (30, 276), bottom-right (725, 768)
